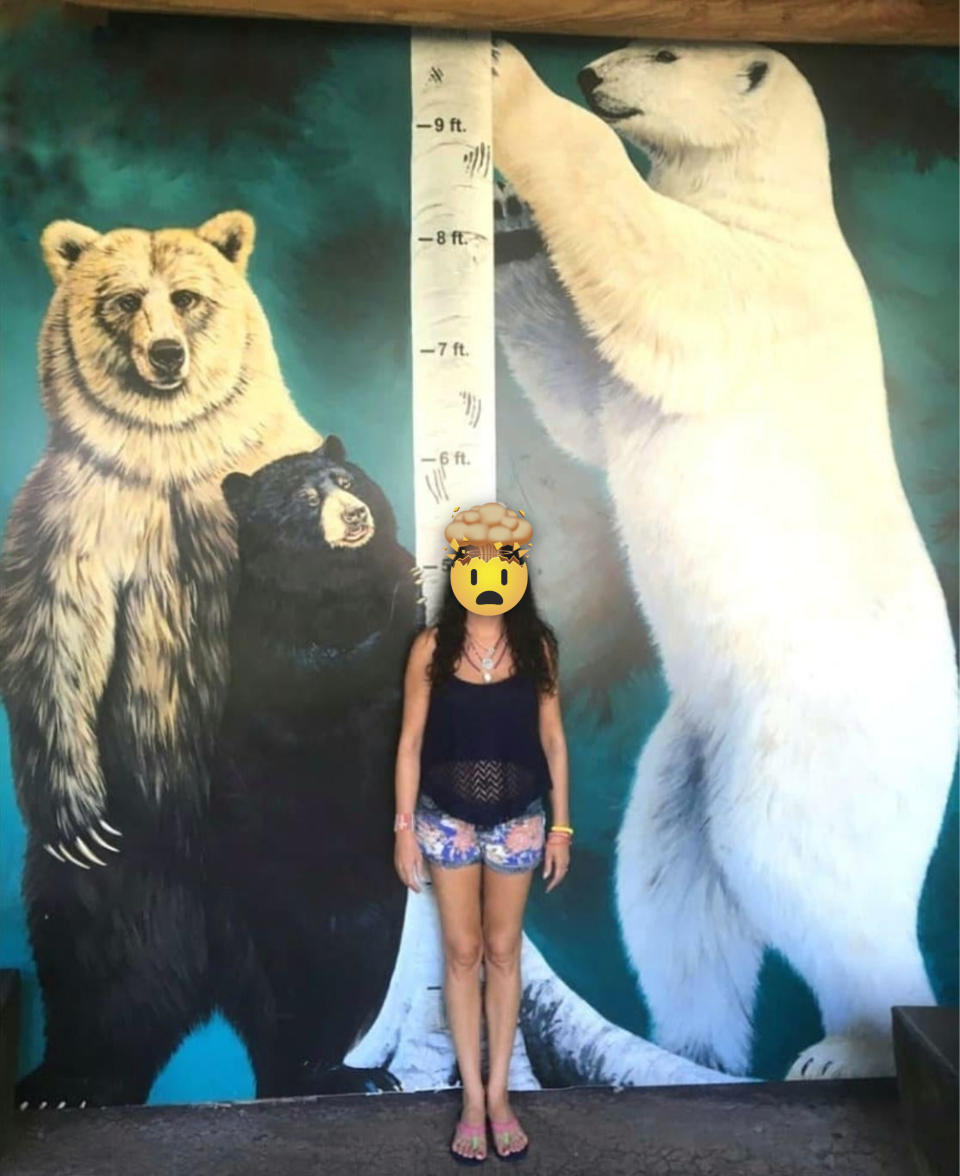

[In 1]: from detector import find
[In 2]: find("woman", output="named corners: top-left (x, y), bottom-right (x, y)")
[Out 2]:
top-left (393, 540), bottom-right (571, 1164)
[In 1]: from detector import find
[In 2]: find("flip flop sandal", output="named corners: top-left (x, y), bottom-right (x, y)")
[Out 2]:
top-left (489, 1116), bottom-right (529, 1162)
top-left (451, 1120), bottom-right (487, 1165)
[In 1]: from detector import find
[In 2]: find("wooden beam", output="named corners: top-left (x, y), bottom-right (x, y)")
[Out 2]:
top-left (67, 0), bottom-right (960, 46)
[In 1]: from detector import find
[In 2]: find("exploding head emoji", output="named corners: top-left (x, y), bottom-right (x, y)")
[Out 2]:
top-left (444, 503), bottom-right (533, 616)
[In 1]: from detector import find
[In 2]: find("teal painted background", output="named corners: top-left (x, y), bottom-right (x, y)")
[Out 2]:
top-left (0, 14), bottom-right (956, 1102)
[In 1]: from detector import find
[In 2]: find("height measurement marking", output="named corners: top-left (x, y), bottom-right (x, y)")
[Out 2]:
top-left (411, 32), bottom-right (495, 623)
top-left (416, 116), bottom-right (467, 132)
top-left (418, 230), bottom-right (474, 245)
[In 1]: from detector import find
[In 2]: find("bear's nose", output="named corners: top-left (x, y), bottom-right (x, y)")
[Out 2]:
top-left (343, 504), bottom-right (369, 526)
top-left (148, 339), bottom-right (186, 375)
top-left (578, 67), bottom-right (602, 98)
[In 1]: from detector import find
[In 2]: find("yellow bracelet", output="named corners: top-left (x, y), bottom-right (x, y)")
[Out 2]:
top-left (550, 824), bottom-right (574, 835)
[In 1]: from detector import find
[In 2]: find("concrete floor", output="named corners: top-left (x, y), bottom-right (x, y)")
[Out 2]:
top-left (4, 1079), bottom-right (914, 1176)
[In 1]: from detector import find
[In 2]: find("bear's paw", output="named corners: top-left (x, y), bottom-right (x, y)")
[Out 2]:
top-left (492, 42), bottom-right (552, 143)
top-left (17, 1064), bottom-right (141, 1110)
top-left (290, 1062), bottom-right (402, 1096)
top-left (786, 1034), bottom-right (895, 1080)
top-left (493, 178), bottom-right (543, 268)
top-left (42, 819), bottom-right (123, 871)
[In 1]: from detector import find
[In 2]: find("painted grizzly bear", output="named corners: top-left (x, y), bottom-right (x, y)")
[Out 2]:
top-left (0, 210), bottom-right (320, 1106)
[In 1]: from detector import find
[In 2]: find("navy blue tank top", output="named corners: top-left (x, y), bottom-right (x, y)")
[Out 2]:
top-left (419, 672), bottom-right (552, 827)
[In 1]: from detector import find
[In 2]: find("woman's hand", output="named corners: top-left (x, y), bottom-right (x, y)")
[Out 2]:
top-left (394, 829), bottom-right (426, 893)
top-left (542, 835), bottom-right (570, 892)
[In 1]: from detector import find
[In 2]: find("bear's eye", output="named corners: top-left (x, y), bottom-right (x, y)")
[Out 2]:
top-left (115, 293), bottom-right (142, 314)
top-left (299, 487), bottom-right (321, 507)
top-left (335, 474), bottom-right (352, 490)
top-left (653, 49), bottom-right (678, 63)
top-left (171, 290), bottom-right (199, 312)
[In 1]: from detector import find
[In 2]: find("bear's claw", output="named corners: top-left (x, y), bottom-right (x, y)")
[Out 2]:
top-left (786, 1034), bottom-right (895, 1080)
top-left (18, 1098), bottom-right (87, 1111)
top-left (44, 819), bottom-right (122, 869)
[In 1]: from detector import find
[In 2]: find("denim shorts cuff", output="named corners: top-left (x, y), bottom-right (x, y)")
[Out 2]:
top-left (421, 853), bottom-right (480, 870)
top-left (483, 855), bottom-right (543, 875)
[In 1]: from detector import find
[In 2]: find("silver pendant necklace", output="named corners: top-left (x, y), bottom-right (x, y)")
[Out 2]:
top-left (462, 644), bottom-right (506, 683)
top-left (467, 629), bottom-right (504, 678)
top-left (463, 628), bottom-right (506, 683)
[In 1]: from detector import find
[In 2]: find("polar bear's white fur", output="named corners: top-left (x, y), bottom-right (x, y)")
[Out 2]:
top-left (492, 41), bottom-right (958, 1079)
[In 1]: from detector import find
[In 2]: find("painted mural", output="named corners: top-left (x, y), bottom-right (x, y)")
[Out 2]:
top-left (0, 10), bottom-right (956, 1108)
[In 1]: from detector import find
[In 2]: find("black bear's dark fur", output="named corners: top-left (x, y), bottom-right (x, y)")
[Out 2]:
top-left (208, 436), bottom-right (421, 1097)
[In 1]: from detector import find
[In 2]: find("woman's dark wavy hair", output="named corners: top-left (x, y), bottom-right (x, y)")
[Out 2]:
top-left (428, 551), bottom-right (559, 695)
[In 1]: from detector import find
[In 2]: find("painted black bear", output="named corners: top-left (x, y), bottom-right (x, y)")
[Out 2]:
top-left (209, 436), bottom-right (421, 1097)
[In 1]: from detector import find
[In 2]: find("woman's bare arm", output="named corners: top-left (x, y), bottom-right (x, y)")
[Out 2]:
top-left (393, 628), bottom-right (436, 891)
top-left (395, 627), bottom-right (436, 813)
top-left (539, 639), bottom-right (570, 828)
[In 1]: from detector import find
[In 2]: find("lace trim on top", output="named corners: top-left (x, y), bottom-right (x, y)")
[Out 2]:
top-left (422, 759), bottom-right (541, 824)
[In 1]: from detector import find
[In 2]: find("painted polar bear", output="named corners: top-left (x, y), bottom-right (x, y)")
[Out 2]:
top-left (492, 41), bottom-right (959, 1078)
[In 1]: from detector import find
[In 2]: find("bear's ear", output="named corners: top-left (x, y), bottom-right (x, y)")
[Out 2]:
top-left (742, 60), bottom-right (770, 94)
top-left (41, 221), bottom-right (102, 285)
top-left (222, 471), bottom-right (254, 520)
top-left (197, 211), bottom-right (256, 274)
top-left (320, 434), bottom-right (346, 464)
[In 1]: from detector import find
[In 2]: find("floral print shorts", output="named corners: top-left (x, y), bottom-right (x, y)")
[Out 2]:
top-left (414, 794), bottom-right (546, 874)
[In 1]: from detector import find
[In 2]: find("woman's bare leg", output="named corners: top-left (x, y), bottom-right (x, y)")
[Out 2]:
top-left (429, 861), bottom-right (486, 1158)
top-left (482, 864), bottom-right (534, 1155)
